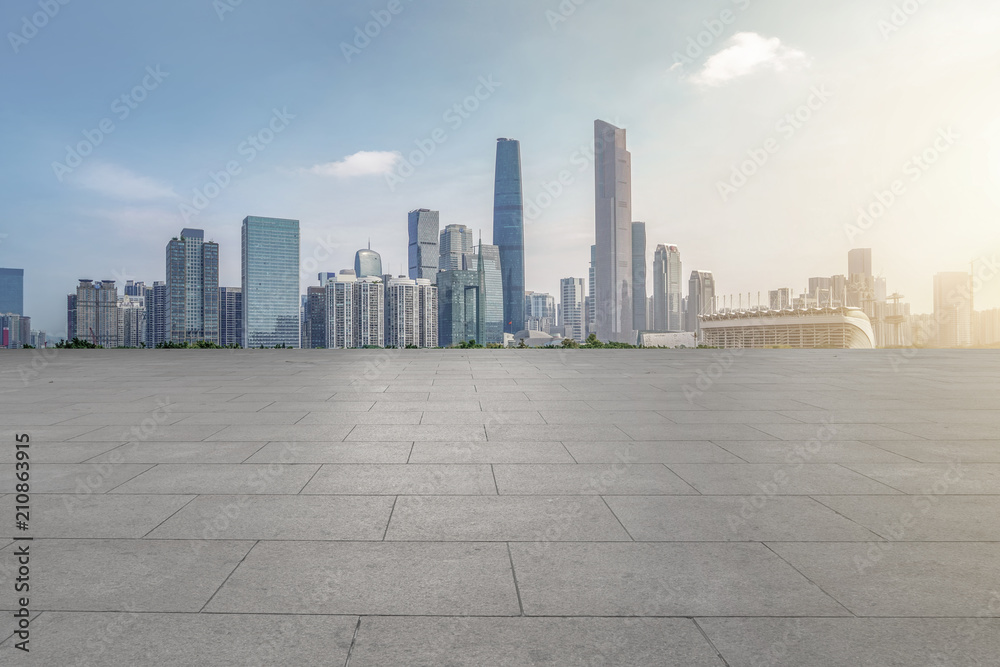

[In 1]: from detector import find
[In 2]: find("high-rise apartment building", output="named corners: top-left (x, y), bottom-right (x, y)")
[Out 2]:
top-left (117, 294), bottom-right (146, 348)
top-left (439, 224), bottom-right (474, 272)
top-left (652, 244), bottom-right (683, 332)
top-left (0, 268), bottom-right (24, 316)
top-left (493, 138), bottom-right (525, 334)
top-left (594, 120), bottom-right (633, 343)
top-left (0, 314), bottom-right (30, 349)
top-left (355, 277), bottom-right (385, 348)
top-left (386, 277), bottom-right (437, 348)
top-left (242, 216), bottom-right (300, 348)
top-left (145, 282), bottom-right (168, 348)
top-left (123, 280), bottom-right (146, 298)
top-left (219, 287), bottom-right (243, 347)
top-left (166, 229), bottom-right (220, 344)
top-left (354, 245), bottom-right (383, 278)
top-left (687, 271), bottom-right (716, 336)
top-left (66, 294), bottom-right (76, 341)
top-left (632, 222), bottom-right (647, 331)
top-left (74, 279), bottom-right (119, 347)
top-left (560, 278), bottom-right (586, 342)
top-left (525, 292), bottom-right (557, 333)
top-left (586, 245), bottom-right (596, 336)
top-left (934, 272), bottom-right (973, 348)
top-left (408, 209), bottom-right (440, 282)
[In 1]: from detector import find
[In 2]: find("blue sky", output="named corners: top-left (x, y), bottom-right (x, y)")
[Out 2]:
top-left (2, 0), bottom-right (999, 336)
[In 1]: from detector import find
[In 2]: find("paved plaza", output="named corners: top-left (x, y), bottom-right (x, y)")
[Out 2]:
top-left (1, 349), bottom-right (999, 665)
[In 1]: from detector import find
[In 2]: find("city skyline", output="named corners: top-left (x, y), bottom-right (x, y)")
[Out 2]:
top-left (3, 0), bottom-right (997, 336)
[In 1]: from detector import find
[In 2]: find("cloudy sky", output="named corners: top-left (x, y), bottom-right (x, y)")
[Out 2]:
top-left (2, 0), bottom-right (999, 336)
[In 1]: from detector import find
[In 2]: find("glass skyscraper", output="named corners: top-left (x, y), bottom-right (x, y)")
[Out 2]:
top-left (594, 120), bottom-right (633, 343)
top-left (653, 244), bottom-right (683, 332)
top-left (687, 270), bottom-right (716, 336)
top-left (408, 209), bottom-right (440, 282)
top-left (219, 287), bottom-right (243, 347)
top-left (439, 224), bottom-right (474, 271)
top-left (464, 244), bottom-right (504, 345)
top-left (437, 270), bottom-right (480, 347)
top-left (242, 216), bottom-right (300, 348)
top-left (354, 244), bottom-right (383, 278)
top-left (492, 138), bottom-right (525, 334)
top-left (0, 267), bottom-right (24, 315)
top-left (632, 222), bottom-right (647, 331)
top-left (166, 229), bottom-right (219, 344)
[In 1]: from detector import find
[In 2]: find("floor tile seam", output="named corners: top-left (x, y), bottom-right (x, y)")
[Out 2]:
top-left (833, 464), bottom-right (911, 495)
top-left (140, 494), bottom-right (201, 538)
top-left (197, 540), bottom-right (260, 613)
top-left (759, 541), bottom-right (857, 618)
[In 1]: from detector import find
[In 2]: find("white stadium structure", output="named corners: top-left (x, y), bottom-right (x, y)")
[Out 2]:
top-left (699, 307), bottom-right (877, 349)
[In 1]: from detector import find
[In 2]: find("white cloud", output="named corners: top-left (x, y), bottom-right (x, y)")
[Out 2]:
top-left (309, 150), bottom-right (402, 178)
top-left (690, 33), bottom-right (810, 87)
top-left (73, 163), bottom-right (177, 201)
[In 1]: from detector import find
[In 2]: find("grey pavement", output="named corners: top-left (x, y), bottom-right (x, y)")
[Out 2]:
top-left (1, 349), bottom-right (999, 665)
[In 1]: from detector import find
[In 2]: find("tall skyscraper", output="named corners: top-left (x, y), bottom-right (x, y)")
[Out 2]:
top-left (219, 287), bottom-right (243, 347)
top-left (242, 216), bottom-right (300, 348)
top-left (934, 272), bottom-right (973, 348)
top-left (631, 222), bottom-right (647, 331)
top-left (439, 224), bottom-right (474, 271)
top-left (408, 209), bottom-right (440, 281)
top-left (145, 281), bottom-right (168, 348)
top-left (687, 271), bottom-right (716, 336)
top-left (117, 293), bottom-right (146, 348)
top-left (525, 292), bottom-right (556, 333)
top-left (493, 138), bottom-right (525, 334)
top-left (652, 244), bottom-right (683, 331)
top-left (74, 279), bottom-right (119, 347)
top-left (0, 314), bottom-right (30, 349)
top-left (560, 278), bottom-right (586, 342)
top-left (355, 277), bottom-right (385, 348)
top-left (0, 268), bottom-right (24, 316)
top-left (594, 120), bottom-right (633, 343)
top-left (66, 293), bottom-right (76, 340)
top-left (354, 244), bottom-right (383, 278)
top-left (847, 248), bottom-right (874, 308)
top-left (123, 280), bottom-right (146, 298)
top-left (166, 229), bottom-right (220, 344)
top-left (464, 243), bottom-right (504, 345)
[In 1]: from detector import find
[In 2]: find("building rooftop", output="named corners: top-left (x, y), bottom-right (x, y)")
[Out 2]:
top-left (1, 349), bottom-right (999, 665)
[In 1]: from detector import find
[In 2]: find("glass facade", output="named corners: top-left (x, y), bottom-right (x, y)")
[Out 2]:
top-left (408, 210), bottom-right (439, 281)
top-left (632, 222), bottom-right (647, 331)
top-left (493, 138), bottom-right (525, 334)
top-left (437, 270), bottom-right (480, 347)
top-left (0, 267), bottom-right (24, 316)
top-left (653, 245), bottom-right (683, 332)
top-left (464, 245), bottom-right (504, 345)
top-left (242, 216), bottom-right (301, 348)
top-left (439, 224), bottom-right (474, 271)
top-left (594, 120), bottom-right (633, 343)
top-left (220, 287), bottom-right (243, 347)
top-left (354, 248), bottom-right (383, 278)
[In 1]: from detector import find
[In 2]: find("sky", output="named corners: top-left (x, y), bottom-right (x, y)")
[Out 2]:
top-left (2, 0), bottom-right (999, 337)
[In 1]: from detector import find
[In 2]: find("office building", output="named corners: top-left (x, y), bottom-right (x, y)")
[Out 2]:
top-left (0, 313), bottom-right (30, 349)
top-left (166, 229), bottom-right (220, 344)
top-left (220, 287), bottom-right (243, 347)
top-left (0, 268), bottom-right (24, 316)
top-left (145, 282), bottom-right (168, 348)
top-left (493, 138), bottom-right (525, 334)
top-left (594, 120), bottom-right (633, 343)
top-left (586, 245), bottom-right (596, 337)
top-left (354, 244), bottom-right (383, 278)
top-left (74, 279), bottom-right (119, 347)
top-left (123, 280), bottom-right (146, 298)
top-left (66, 293), bottom-right (76, 341)
top-left (29, 330), bottom-right (46, 348)
top-left (976, 308), bottom-right (1000, 346)
top-left (934, 272), bottom-right (973, 348)
top-left (808, 277), bottom-right (833, 306)
top-left (687, 271), bottom-right (716, 337)
top-left (769, 288), bottom-right (793, 311)
top-left (526, 292), bottom-right (557, 334)
top-left (632, 222), bottom-right (647, 331)
top-left (463, 244), bottom-right (503, 346)
top-left (117, 294), bottom-right (146, 348)
top-left (848, 248), bottom-right (874, 308)
top-left (560, 278), bottom-right (586, 342)
top-left (438, 270), bottom-right (480, 347)
top-left (652, 244), bottom-right (683, 332)
top-left (408, 209), bottom-right (440, 282)
top-left (242, 216), bottom-right (300, 348)
top-left (439, 224), bottom-right (474, 272)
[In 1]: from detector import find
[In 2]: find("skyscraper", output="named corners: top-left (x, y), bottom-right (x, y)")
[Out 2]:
top-left (123, 280), bottom-right (146, 298)
top-left (594, 120), bottom-right (633, 343)
top-left (117, 293), bottom-right (146, 348)
top-left (354, 244), bottom-right (383, 278)
top-left (219, 287), bottom-right (243, 347)
top-left (408, 209), bottom-right (440, 281)
top-left (560, 278), bottom-right (586, 342)
top-left (145, 281), bottom-right (168, 348)
top-left (386, 277), bottom-right (437, 348)
top-left (934, 272), bottom-right (973, 348)
top-left (242, 216), bottom-right (300, 348)
top-left (493, 138), bottom-right (525, 334)
top-left (769, 288), bottom-right (793, 311)
top-left (66, 293), bottom-right (76, 341)
top-left (632, 222), bottom-right (647, 331)
top-left (0, 268), bottom-right (24, 316)
top-left (652, 244), bottom-right (683, 331)
top-left (355, 277), bottom-right (385, 348)
top-left (525, 292), bottom-right (557, 333)
top-left (586, 245), bottom-right (596, 336)
top-left (166, 229), bottom-right (220, 344)
top-left (687, 271), bottom-right (716, 337)
top-left (437, 269), bottom-right (480, 347)
top-left (464, 244), bottom-right (504, 345)
top-left (847, 248), bottom-right (874, 308)
top-left (74, 279), bottom-right (119, 347)
top-left (439, 224), bottom-right (474, 271)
